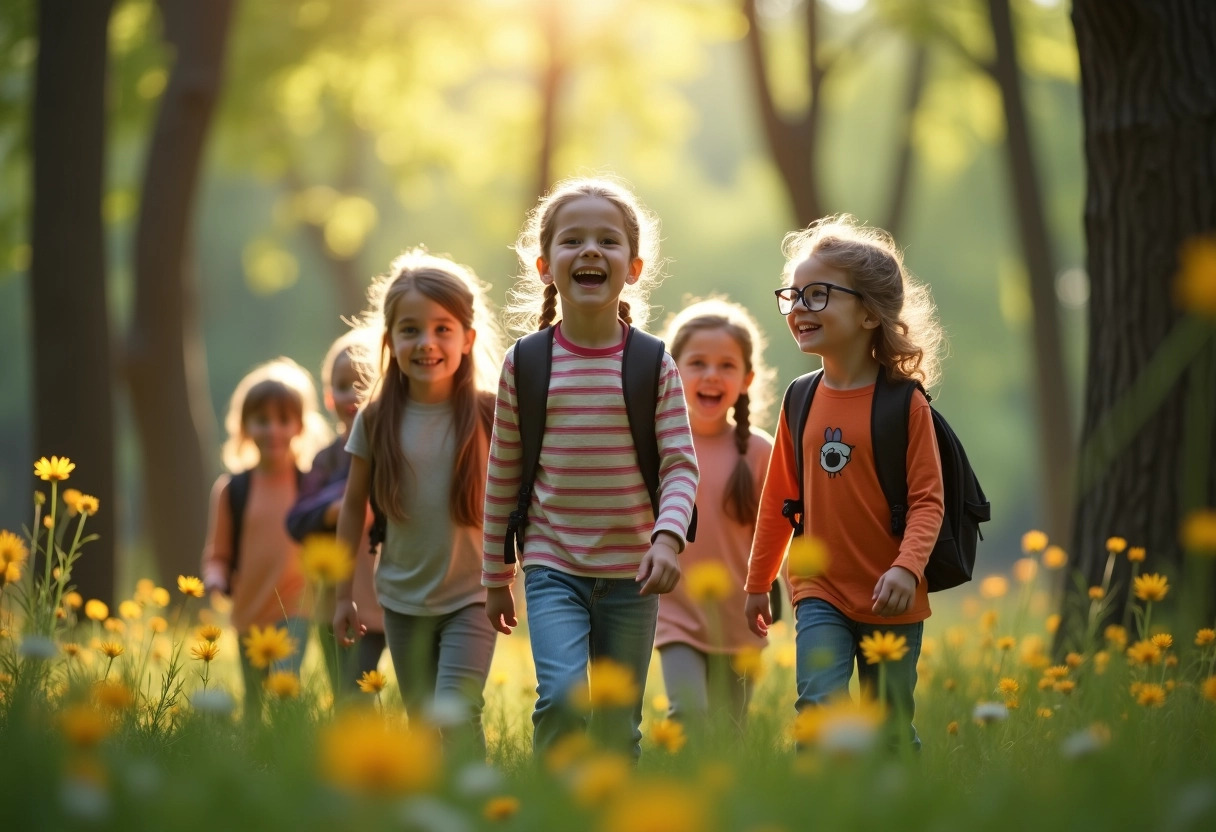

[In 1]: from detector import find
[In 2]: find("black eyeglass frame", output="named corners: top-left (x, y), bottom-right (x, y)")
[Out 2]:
top-left (774, 282), bottom-right (864, 315)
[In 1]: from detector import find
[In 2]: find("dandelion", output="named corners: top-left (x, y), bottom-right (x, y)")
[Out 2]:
top-left (77, 495), bottom-right (99, 516)
top-left (684, 561), bottom-right (732, 602)
top-left (62, 488), bottom-right (83, 514)
top-left (1021, 530), bottom-right (1048, 553)
top-left (1037, 707), bottom-right (1054, 719)
top-left (1126, 640), bottom-right (1161, 666)
top-left (118, 600), bottom-right (142, 621)
top-left (1054, 680), bottom-right (1076, 695)
top-left (980, 610), bottom-right (999, 631)
top-left (62, 642), bottom-right (83, 658)
top-left (979, 575), bottom-right (1008, 599)
top-left (34, 455), bottom-right (75, 481)
top-left (63, 591), bottom-right (83, 610)
top-left (483, 796), bottom-right (520, 821)
top-left (996, 636), bottom-right (1016, 651)
top-left (791, 697), bottom-right (886, 753)
top-left (103, 618), bottom-right (125, 634)
top-left (242, 625), bottom-right (297, 669)
top-left (1133, 573), bottom-right (1169, 602)
top-left (98, 642), bottom-right (124, 659)
top-left (92, 681), bottom-right (133, 710)
top-left (569, 753), bottom-right (632, 807)
top-left (320, 710), bottom-right (440, 796)
top-left (1042, 546), bottom-right (1068, 569)
top-left (1088, 586), bottom-right (1105, 601)
top-left (1104, 625), bottom-right (1128, 649)
top-left (1045, 614), bottom-right (1061, 634)
top-left (59, 705), bottom-right (109, 748)
top-left (1196, 628), bottom-right (1215, 647)
top-left (997, 678), bottom-right (1019, 696)
top-left (731, 647), bottom-right (765, 681)
top-left (0, 530), bottom-right (28, 567)
top-left (649, 719), bottom-right (687, 753)
top-left (860, 631), bottom-right (908, 664)
top-left (1181, 509), bottom-right (1216, 552)
top-left (1134, 683), bottom-right (1167, 707)
top-left (1094, 651), bottom-right (1110, 674)
top-left (1106, 537), bottom-right (1127, 554)
top-left (943, 678), bottom-right (957, 692)
top-left (1065, 652), bottom-right (1085, 668)
top-left (570, 659), bottom-right (639, 710)
top-left (264, 671), bottom-right (300, 699)
top-left (1174, 234), bottom-right (1216, 317)
top-left (1127, 546), bottom-right (1146, 562)
top-left (150, 586), bottom-right (169, 607)
top-left (197, 624), bottom-right (223, 643)
top-left (1203, 677), bottom-right (1216, 702)
top-left (177, 575), bottom-right (205, 598)
top-left (358, 670), bottom-right (389, 695)
top-left (191, 641), bottom-right (220, 662)
top-left (1013, 558), bottom-right (1038, 583)
top-left (1151, 633), bottom-right (1173, 650)
top-left (787, 535), bottom-right (829, 577)
top-left (544, 732), bottom-right (595, 776)
top-left (300, 535), bottom-right (354, 585)
top-left (84, 600), bottom-right (108, 622)
top-left (599, 780), bottom-right (706, 832)
top-left (946, 720), bottom-right (959, 735)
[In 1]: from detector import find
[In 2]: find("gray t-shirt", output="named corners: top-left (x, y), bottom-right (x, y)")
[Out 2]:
top-left (346, 401), bottom-right (485, 615)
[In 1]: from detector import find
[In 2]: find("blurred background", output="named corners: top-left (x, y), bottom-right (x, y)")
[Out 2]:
top-left (0, 0), bottom-right (1087, 596)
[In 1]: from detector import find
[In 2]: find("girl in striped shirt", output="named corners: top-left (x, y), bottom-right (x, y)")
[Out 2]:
top-left (482, 177), bottom-right (699, 760)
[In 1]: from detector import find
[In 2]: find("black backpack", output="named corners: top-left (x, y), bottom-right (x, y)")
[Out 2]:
top-left (504, 325), bottom-right (697, 564)
top-left (227, 467), bottom-right (304, 577)
top-left (781, 368), bottom-right (990, 592)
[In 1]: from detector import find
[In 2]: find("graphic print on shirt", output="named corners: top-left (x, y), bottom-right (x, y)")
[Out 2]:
top-left (819, 427), bottom-right (853, 478)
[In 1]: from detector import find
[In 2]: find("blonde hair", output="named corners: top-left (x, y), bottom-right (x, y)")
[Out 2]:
top-left (348, 248), bottom-right (506, 526)
top-left (506, 175), bottom-right (663, 335)
top-left (663, 297), bottom-right (775, 525)
top-left (221, 357), bottom-right (331, 473)
top-left (782, 214), bottom-right (944, 389)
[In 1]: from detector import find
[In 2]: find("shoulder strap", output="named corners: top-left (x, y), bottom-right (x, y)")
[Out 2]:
top-left (781, 370), bottom-right (822, 536)
top-left (621, 327), bottom-right (664, 517)
top-left (367, 457), bottom-right (387, 554)
top-left (227, 470), bottom-right (253, 576)
top-left (871, 369), bottom-right (919, 536)
top-left (505, 327), bottom-right (555, 564)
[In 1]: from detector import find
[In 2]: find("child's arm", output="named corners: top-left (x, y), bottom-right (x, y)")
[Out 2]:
top-left (481, 354), bottom-right (522, 587)
top-left (200, 475), bottom-right (233, 596)
top-left (636, 531), bottom-right (681, 595)
top-left (332, 453), bottom-right (370, 646)
top-left (745, 410), bottom-right (798, 635)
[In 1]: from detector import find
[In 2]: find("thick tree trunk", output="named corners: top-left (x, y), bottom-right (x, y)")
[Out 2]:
top-left (534, 2), bottom-right (564, 200)
top-left (30, 0), bottom-right (116, 602)
top-left (126, 0), bottom-right (235, 582)
top-left (1061, 0), bottom-right (1216, 647)
top-left (988, 0), bottom-right (1076, 546)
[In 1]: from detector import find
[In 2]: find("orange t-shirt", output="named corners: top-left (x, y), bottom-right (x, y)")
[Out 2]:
top-left (745, 380), bottom-right (944, 625)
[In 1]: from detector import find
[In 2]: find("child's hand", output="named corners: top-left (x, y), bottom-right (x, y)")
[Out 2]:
top-left (745, 592), bottom-right (772, 637)
top-left (636, 533), bottom-right (681, 595)
top-left (486, 586), bottom-right (517, 635)
top-left (872, 566), bottom-right (917, 616)
top-left (333, 599), bottom-right (366, 646)
top-left (204, 577), bottom-right (229, 597)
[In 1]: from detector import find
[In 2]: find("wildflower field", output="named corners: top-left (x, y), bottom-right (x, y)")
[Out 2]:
top-left (3, 459), bottom-right (1216, 832)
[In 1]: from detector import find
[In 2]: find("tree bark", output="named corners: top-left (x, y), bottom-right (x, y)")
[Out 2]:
top-left (126, 0), bottom-right (235, 583)
top-left (1061, 0), bottom-right (1216, 646)
top-left (987, 0), bottom-right (1076, 546)
top-left (30, 0), bottom-right (116, 602)
top-left (534, 2), bottom-right (564, 200)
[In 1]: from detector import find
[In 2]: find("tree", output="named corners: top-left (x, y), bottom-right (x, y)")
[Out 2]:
top-left (1062, 0), bottom-right (1216, 643)
top-left (126, 0), bottom-right (235, 582)
top-left (29, 0), bottom-right (116, 601)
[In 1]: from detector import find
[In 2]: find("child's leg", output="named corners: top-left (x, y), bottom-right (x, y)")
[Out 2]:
top-left (855, 620), bottom-right (924, 750)
top-left (237, 634), bottom-right (264, 722)
top-left (432, 603), bottom-right (497, 756)
top-left (355, 630), bottom-right (387, 680)
top-left (706, 652), bottom-right (753, 729)
top-left (793, 599), bottom-right (859, 711)
top-left (658, 643), bottom-right (710, 721)
top-left (319, 623), bottom-right (359, 698)
top-left (273, 616), bottom-right (311, 677)
top-left (523, 567), bottom-right (595, 759)
top-left (382, 608), bottom-right (440, 722)
top-left (587, 578), bottom-right (659, 759)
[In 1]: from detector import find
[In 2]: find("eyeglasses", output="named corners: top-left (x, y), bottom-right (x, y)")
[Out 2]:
top-left (774, 282), bottom-right (864, 315)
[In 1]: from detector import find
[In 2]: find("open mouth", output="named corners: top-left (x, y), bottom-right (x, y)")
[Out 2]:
top-left (796, 322), bottom-right (820, 335)
top-left (413, 356), bottom-right (442, 367)
top-left (696, 391), bottom-right (724, 408)
top-left (573, 267), bottom-right (608, 288)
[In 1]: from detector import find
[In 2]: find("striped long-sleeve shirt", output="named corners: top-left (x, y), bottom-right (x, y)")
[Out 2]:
top-left (481, 323), bottom-right (699, 587)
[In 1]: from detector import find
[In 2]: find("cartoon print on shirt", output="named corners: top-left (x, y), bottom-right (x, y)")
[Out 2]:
top-left (819, 427), bottom-right (853, 478)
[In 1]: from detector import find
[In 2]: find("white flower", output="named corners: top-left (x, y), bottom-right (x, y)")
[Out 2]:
top-left (396, 796), bottom-right (470, 832)
top-left (18, 634), bottom-right (58, 660)
top-left (60, 776), bottom-right (110, 822)
top-left (819, 714), bottom-right (882, 755)
top-left (190, 688), bottom-right (236, 716)
top-left (1060, 725), bottom-right (1110, 758)
top-left (453, 762), bottom-right (505, 797)
top-left (425, 693), bottom-right (470, 728)
top-left (972, 701), bottom-right (1009, 723)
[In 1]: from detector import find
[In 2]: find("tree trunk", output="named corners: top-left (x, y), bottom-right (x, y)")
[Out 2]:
top-left (987, 0), bottom-right (1076, 546)
top-left (30, 0), bottom-right (116, 602)
top-left (1062, 0), bottom-right (1216, 647)
top-left (126, 0), bottom-right (235, 583)
top-left (881, 42), bottom-right (929, 240)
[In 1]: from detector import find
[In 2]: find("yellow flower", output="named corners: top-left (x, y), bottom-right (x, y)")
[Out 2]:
top-left (92, 681), bottom-right (133, 710)
top-left (177, 575), bottom-right (205, 598)
top-left (1042, 545), bottom-right (1068, 569)
top-left (119, 600), bottom-right (142, 620)
top-left (264, 671), bottom-right (300, 699)
top-left (1065, 652), bottom-right (1085, 668)
top-left (570, 658), bottom-right (639, 710)
top-left (77, 495), bottom-right (99, 516)
top-left (1174, 234), bottom-right (1216, 317)
top-left (598, 780), bottom-right (706, 832)
top-left (320, 709), bottom-right (440, 796)
top-left (1012, 558), bottom-right (1038, 583)
top-left (1151, 633), bottom-right (1173, 650)
top-left (1203, 676), bottom-right (1216, 702)
top-left (730, 647), bottom-right (765, 681)
top-left (997, 678), bottom-right (1019, 696)
top-left (787, 535), bottom-right (829, 578)
top-left (358, 670), bottom-right (389, 694)
top-left (649, 718), bottom-right (687, 753)
top-left (197, 624), bottom-right (223, 643)
top-left (1045, 613), bottom-right (1061, 634)
top-left (996, 636), bottom-right (1016, 651)
top-left (859, 631), bottom-right (909, 664)
top-left (684, 561), bottom-right (732, 603)
top-left (1043, 665), bottom-right (1069, 681)
top-left (62, 488), bottom-right (83, 514)
top-left (946, 720), bottom-right (959, 735)
top-left (544, 732), bottom-right (595, 776)
top-left (978, 575), bottom-right (1008, 599)
top-left (242, 625), bottom-right (297, 669)
top-left (98, 641), bottom-right (124, 659)
top-left (148, 616), bottom-right (168, 634)
top-left (1134, 683), bottom-right (1167, 708)
top-left (1104, 625), bottom-right (1128, 649)
top-left (1195, 628), bottom-right (1215, 647)
top-left (84, 599), bottom-right (108, 621)
top-left (62, 590), bottom-right (83, 610)
top-left (1037, 707), bottom-right (1054, 719)
top-left (1126, 640), bottom-right (1161, 665)
top-left (34, 455), bottom-right (75, 481)
top-left (103, 617), bottom-right (125, 634)
top-left (1181, 509), bottom-right (1216, 552)
top-left (0, 530), bottom-right (29, 567)
top-left (979, 610), bottom-right (999, 631)
top-left (1054, 680), bottom-right (1076, 695)
top-left (43, 516), bottom-right (53, 530)
top-left (150, 586), bottom-right (169, 607)
top-left (1106, 536), bottom-right (1127, 554)
top-left (943, 678), bottom-right (957, 692)
top-left (1133, 573), bottom-right (1169, 602)
top-left (191, 640), bottom-right (220, 662)
top-left (791, 696), bottom-right (886, 753)
top-left (300, 535), bottom-right (355, 585)
top-left (59, 704), bottom-right (109, 748)
top-left (1127, 546), bottom-right (1146, 563)
top-left (483, 796), bottom-right (521, 821)
top-left (570, 753), bottom-right (632, 807)
top-left (1021, 530), bottom-right (1048, 553)
top-left (1088, 586), bottom-right (1105, 601)
top-left (62, 642), bottom-right (83, 658)
top-left (1094, 651), bottom-right (1110, 674)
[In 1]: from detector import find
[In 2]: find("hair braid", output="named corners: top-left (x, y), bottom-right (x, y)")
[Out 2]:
top-left (723, 392), bottom-right (759, 525)
top-left (538, 283), bottom-right (558, 330)
top-left (618, 299), bottom-right (632, 325)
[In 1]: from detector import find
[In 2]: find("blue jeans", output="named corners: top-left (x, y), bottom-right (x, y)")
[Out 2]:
top-left (524, 566), bottom-right (659, 760)
top-left (238, 615), bottom-right (311, 720)
top-left (794, 598), bottom-right (923, 749)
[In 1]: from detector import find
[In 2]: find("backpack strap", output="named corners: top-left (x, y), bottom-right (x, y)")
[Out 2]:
top-left (781, 370), bottom-right (822, 536)
top-left (228, 467), bottom-right (304, 575)
top-left (505, 327), bottom-right (555, 564)
top-left (367, 458), bottom-right (387, 554)
top-left (872, 369), bottom-right (920, 536)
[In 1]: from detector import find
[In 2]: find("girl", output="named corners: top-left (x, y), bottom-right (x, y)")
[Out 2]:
top-left (656, 298), bottom-right (774, 730)
top-left (201, 357), bottom-right (331, 719)
top-left (482, 177), bottom-right (699, 760)
top-left (286, 331), bottom-right (386, 698)
top-left (745, 215), bottom-right (945, 749)
top-left (333, 249), bottom-right (504, 753)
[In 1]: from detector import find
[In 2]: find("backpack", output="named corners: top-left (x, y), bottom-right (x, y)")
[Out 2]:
top-left (781, 368), bottom-right (990, 592)
top-left (504, 325), bottom-right (697, 564)
top-left (227, 467), bottom-right (304, 577)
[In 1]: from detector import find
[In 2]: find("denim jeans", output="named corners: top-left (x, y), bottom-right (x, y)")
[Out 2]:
top-left (794, 598), bottom-right (923, 749)
top-left (238, 615), bottom-right (311, 721)
top-left (319, 624), bottom-right (387, 699)
top-left (524, 566), bottom-right (659, 760)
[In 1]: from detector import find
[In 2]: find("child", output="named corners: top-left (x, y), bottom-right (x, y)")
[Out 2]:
top-left (482, 176), bottom-right (699, 760)
top-left (656, 298), bottom-right (774, 730)
top-left (286, 331), bottom-right (386, 698)
top-left (333, 249), bottom-right (504, 753)
top-left (744, 215), bottom-right (945, 749)
top-left (201, 357), bottom-right (332, 718)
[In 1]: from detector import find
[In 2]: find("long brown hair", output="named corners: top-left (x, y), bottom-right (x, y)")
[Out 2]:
top-left (355, 249), bottom-right (503, 527)
top-left (665, 298), bottom-right (774, 526)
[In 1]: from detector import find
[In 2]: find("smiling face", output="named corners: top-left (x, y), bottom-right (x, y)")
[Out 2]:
top-left (244, 401), bottom-right (303, 469)
top-left (538, 195), bottom-right (643, 321)
top-left (675, 326), bottom-right (754, 436)
top-left (785, 254), bottom-right (875, 359)
top-left (327, 350), bottom-right (360, 433)
top-left (386, 287), bottom-right (475, 403)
